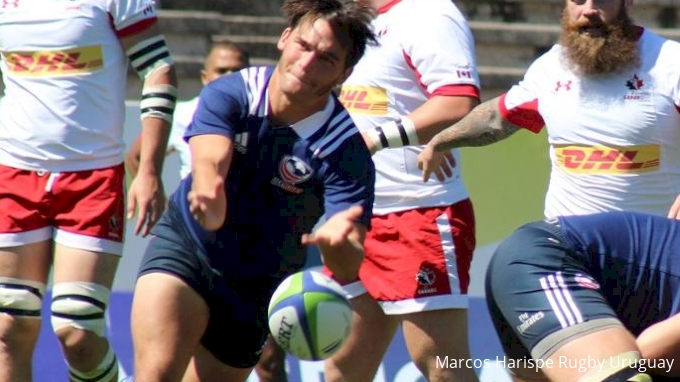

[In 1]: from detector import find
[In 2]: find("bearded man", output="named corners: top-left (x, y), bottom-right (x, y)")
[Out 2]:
top-left (414, 1), bottom-right (680, 381)
top-left (418, 0), bottom-right (680, 222)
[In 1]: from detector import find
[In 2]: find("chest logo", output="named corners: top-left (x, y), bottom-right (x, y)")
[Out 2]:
top-left (279, 156), bottom-right (313, 184)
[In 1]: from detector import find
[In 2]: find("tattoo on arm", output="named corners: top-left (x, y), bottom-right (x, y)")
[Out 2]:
top-left (429, 96), bottom-right (520, 152)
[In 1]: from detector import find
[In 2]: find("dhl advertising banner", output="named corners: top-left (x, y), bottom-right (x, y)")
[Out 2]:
top-left (32, 103), bottom-right (550, 381)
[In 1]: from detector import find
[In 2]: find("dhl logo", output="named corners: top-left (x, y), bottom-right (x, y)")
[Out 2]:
top-left (337, 85), bottom-right (388, 115)
top-left (3, 46), bottom-right (103, 77)
top-left (555, 144), bottom-right (660, 174)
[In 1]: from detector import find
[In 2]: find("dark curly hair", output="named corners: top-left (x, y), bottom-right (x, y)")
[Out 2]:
top-left (281, 0), bottom-right (378, 68)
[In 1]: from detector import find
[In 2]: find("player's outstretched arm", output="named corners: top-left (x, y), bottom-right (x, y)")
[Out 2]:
top-left (121, 22), bottom-right (178, 236)
top-left (302, 206), bottom-right (367, 284)
top-left (418, 96), bottom-right (520, 182)
top-left (187, 134), bottom-right (234, 231)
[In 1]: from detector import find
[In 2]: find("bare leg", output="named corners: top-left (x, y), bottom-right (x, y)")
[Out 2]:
top-left (0, 242), bottom-right (52, 382)
top-left (324, 294), bottom-right (399, 382)
top-left (402, 308), bottom-right (479, 382)
top-left (131, 273), bottom-right (209, 382)
top-left (52, 244), bottom-right (121, 382)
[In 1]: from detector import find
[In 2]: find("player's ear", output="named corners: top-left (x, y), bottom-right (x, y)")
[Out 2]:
top-left (277, 27), bottom-right (292, 51)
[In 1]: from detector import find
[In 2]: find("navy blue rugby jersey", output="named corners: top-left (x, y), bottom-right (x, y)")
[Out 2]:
top-left (170, 66), bottom-right (375, 262)
top-left (557, 211), bottom-right (680, 335)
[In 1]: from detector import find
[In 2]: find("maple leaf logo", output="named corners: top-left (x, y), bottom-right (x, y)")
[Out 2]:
top-left (625, 74), bottom-right (644, 90)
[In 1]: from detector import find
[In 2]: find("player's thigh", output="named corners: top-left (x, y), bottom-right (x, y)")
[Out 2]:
top-left (325, 293), bottom-right (399, 376)
top-left (486, 221), bottom-right (626, 379)
top-left (52, 245), bottom-right (120, 287)
top-left (402, 308), bottom-right (471, 361)
top-left (132, 212), bottom-right (216, 379)
top-left (486, 294), bottom-right (549, 382)
top-left (0, 242), bottom-right (52, 282)
top-left (132, 272), bottom-right (210, 381)
top-left (544, 327), bottom-right (638, 382)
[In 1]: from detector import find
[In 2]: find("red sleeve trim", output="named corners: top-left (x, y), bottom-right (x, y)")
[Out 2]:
top-left (116, 17), bottom-right (157, 38)
top-left (430, 84), bottom-right (480, 100)
top-left (498, 93), bottom-right (544, 133)
top-left (378, 0), bottom-right (403, 14)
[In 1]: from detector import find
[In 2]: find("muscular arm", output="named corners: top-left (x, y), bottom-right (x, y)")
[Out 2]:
top-left (119, 24), bottom-right (177, 180)
top-left (187, 134), bottom-right (234, 230)
top-left (409, 95), bottom-right (479, 144)
top-left (125, 135), bottom-right (176, 179)
top-left (125, 137), bottom-right (142, 178)
top-left (120, 22), bottom-right (177, 235)
top-left (428, 96), bottom-right (521, 153)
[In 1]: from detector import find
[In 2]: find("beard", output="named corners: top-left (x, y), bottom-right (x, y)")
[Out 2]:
top-left (558, 6), bottom-right (640, 76)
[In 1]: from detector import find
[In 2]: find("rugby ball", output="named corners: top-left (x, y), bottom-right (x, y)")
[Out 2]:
top-left (267, 270), bottom-right (352, 361)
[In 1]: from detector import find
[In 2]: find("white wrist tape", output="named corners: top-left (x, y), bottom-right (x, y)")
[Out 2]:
top-left (342, 280), bottom-right (368, 299)
top-left (368, 116), bottom-right (419, 151)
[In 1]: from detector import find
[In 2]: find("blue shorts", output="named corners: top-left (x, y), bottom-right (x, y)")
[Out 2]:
top-left (485, 221), bottom-right (621, 361)
top-left (137, 203), bottom-right (300, 368)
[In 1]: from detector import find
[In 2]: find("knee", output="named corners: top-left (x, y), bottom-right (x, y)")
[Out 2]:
top-left (50, 282), bottom-right (110, 344)
top-left (0, 277), bottom-right (45, 342)
top-left (50, 282), bottom-right (118, 381)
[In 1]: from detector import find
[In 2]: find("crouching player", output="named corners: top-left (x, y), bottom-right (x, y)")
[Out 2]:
top-left (486, 211), bottom-right (680, 382)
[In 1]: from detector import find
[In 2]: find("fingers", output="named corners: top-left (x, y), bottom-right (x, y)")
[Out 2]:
top-left (433, 167), bottom-right (446, 182)
top-left (133, 204), bottom-right (147, 236)
top-left (444, 152), bottom-right (456, 168)
top-left (422, 167), bottom-right (433, 183)
top-left (127, 192), bottom-right (137, 220)
top-left (439, 158), bottom-right (453, 179)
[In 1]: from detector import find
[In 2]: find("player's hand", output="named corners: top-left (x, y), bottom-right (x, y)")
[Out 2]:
top-left (302, 206), bottom-right (365, 283)
top-left (668, 193), bottom-right (680, 219)
top-left (418, 145), bottom-right (456, 182)
top-left (127, 172), bottom-right (166, 237)
top-left (188, 178), bottom-right (226, 231)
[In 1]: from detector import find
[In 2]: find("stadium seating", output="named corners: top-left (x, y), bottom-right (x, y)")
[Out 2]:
top-left (140, 0), bottom-right (680, 101)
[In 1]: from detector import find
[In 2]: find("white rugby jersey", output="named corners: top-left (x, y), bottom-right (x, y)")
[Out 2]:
top-left (167, 97), bottom-right (198, 179)
top-left (337, 0), bottom-right (480, 215)
top-left (501, 28), bottom-right (680, 219)
top-left (0, 0), bottom-right (158, 171)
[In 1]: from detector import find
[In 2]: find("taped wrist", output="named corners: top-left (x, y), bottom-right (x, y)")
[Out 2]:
top-left (141, 84), bottom-right (177, 122)
top-left (367, 116), bottom-right (419, 151)
top-left (342, 279), bottom-right (367, 299)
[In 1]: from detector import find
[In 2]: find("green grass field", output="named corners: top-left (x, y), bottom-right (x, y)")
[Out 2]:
top-left (460, 129), bottom-right (550, 246)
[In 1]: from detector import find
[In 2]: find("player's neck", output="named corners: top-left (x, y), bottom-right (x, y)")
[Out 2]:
top-left (268, 72), bottom-right (329, 125)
